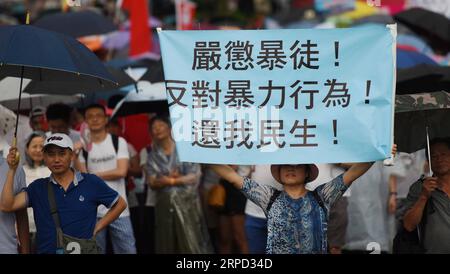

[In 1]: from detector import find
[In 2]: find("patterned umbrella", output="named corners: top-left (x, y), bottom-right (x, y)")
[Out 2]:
top-left (395, 91), bottom-right (450, 153)
top-left (0, 104), bottom-right (15, 136)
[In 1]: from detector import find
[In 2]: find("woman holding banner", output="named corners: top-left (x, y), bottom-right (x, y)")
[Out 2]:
top-left (145, 116), bottom-right (213, 254)
top-left (210, 144), bottom-right (397, 254)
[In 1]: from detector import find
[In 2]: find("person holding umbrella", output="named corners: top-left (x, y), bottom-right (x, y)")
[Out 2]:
top-left (403, 137), bottom-right (450, 253)
top-left (0, 133), bottom-right (127, 254)
top-left (0, 148), bottom-right (29, 254)
top-left (0, 21), bottom-right (121, 254)
top-left (0, 23), bottom-right (117, 160)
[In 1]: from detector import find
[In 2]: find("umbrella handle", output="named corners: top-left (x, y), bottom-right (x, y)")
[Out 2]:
top-left (11, 137), bottom-right (20, 163)
top-left (426, 127), bottom-right (432, 176)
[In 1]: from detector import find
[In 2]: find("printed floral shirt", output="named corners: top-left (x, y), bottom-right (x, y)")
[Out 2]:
top-left (241, 174), bottom-right (348, 254)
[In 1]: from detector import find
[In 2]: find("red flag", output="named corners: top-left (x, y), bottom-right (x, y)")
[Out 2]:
top-left (122, 114), bottom-right (152, 153)
top-left (122, 0), bottom-right (152, 56)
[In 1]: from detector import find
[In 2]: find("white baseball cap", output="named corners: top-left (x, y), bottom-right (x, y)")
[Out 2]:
top-left (44, 133), bottom-right (73, 151)
top-left (29, 106), bottom-right (46, 118)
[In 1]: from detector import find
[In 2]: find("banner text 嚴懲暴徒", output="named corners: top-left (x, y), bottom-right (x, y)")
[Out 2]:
top-left (158, 25), bottom-right (396, 164)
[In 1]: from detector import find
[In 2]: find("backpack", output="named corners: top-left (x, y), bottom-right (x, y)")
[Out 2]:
top-left (82, 134), bottom-right (119, 168)
top-left (266, 189), bottom-right (327, 215)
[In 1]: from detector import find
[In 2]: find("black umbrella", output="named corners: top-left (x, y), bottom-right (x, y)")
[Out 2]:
top-left (108, 58), bottom-right (165, 83)
top-left (394, 8), bottom-right (450, 54)
top-left (111, 81), bottom-right (168, 119)
top-left (126, 59), bottom-right (164, 83)
top-left (106, 67), bottom-right (135, 87)
top-left (34, 10), bottom-right (117, 38)
top-left (23, 66), bottom-right (134, 95)
top-left (0, 24), bottom-right (116, 146)
top-left (106, 57), bottom-right (165, 106)
top-left (394, 91), bottom-right (450, 153)
top-left (396, 65), bottom-right (450, 94)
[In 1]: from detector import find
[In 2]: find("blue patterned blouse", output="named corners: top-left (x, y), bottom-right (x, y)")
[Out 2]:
top-left (241, 174), bottom-right (348, 254)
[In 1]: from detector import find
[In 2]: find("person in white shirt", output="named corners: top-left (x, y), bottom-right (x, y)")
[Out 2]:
top-left (22, 131), bottom-right (51, 252)
top-left (107, 118), bottom-right (149, 254)
top-left (75, 104), bottom-right (136, 254)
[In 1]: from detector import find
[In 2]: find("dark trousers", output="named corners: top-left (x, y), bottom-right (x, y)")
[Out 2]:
top-left (245, 215), bottom-right (267, 254)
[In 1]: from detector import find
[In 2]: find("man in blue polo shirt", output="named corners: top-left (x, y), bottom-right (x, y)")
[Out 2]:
top-left (0, 133), bottom-right (127, 254)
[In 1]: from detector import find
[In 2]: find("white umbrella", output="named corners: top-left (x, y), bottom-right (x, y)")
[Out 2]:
top-left (0, 76), bottom-right (31, 101)
top-left (0, 77), bottom-right (84, 110)
top-left (0, 94), bottom-right (84, 110)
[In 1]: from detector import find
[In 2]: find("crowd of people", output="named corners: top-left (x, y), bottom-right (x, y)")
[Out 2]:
top-left (0, 102), bottom-right (449, 254)
top-left (0, 0), bottom-right (448, 257)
